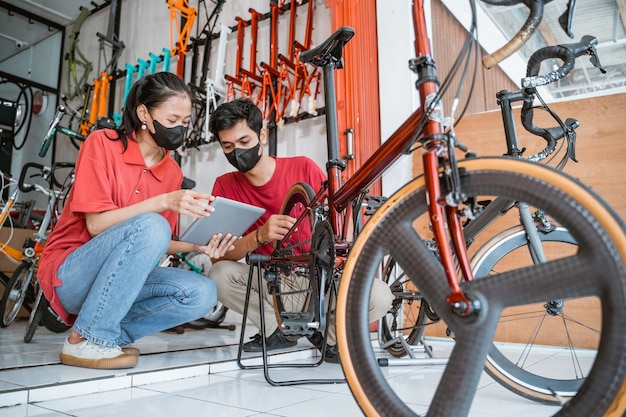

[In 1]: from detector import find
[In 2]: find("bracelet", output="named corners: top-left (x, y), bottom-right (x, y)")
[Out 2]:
top-left (255, 227), bottom-right (263, 246)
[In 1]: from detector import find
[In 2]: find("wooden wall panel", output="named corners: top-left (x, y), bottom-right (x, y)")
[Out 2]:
top-left (455, 93), bottom-right (626, 216)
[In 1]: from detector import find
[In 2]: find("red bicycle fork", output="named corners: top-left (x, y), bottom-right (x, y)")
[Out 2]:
top-left (422, 150), bottom-right (475, 315)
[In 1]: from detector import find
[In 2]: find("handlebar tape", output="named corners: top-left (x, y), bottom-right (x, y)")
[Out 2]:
top-left (482, 0), bottom-right (544, 69)
top-left (522, 45), bottom-right (576, 88)
top-left (520, 35), bottom-right (599, 141)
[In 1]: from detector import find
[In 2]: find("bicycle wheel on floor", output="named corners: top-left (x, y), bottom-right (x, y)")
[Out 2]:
top-left (1, 261), bottom-right (35, 327)
top-left (24, 287), bottom-right (47, 343)
top-left (41, 303), bottom-right (71, 333)
top-left (337, 157), bottom-right (626, 417)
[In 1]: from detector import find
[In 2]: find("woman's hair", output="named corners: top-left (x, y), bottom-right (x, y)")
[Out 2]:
top-left (208, 97), bottom-right (263, 142)
top-left (111, 72), bottom-right (192, 150)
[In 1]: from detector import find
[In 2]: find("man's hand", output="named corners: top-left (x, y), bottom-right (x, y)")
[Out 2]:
top-left (257, 214), bottom-right (296, 243)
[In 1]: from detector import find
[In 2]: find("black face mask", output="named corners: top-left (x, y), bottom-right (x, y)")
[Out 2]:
top-left (225, 142), bottom-right (262, 173)
top-left (149, 119), bottom-right (186, 150)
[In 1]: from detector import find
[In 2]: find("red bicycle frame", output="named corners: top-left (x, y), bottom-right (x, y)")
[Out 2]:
top-left (273, 0), bottom-right (476, 314)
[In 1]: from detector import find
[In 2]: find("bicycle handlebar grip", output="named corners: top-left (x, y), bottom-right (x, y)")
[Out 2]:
top-left (246, 253), bottom-right (271, 265)
top-left (520, 35), bottom-right (598, 141)
top-left (18, 162), bottom-right (45, 193)
top-left (522, 45), bottom-right (575, 88)
top-left (482, 0), bottom-right (544, 69)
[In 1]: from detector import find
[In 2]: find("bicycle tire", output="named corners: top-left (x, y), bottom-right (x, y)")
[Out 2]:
top-left (471, 225), bottom-right (587, 403)
top-left (41, 304), bottom-right (71, 333)
top-left (337, 157), bottom-right (626, 417)
top-left (0, 261), bottom-right (35, 327)
top-left (272, 182), bottom-right (316, 333)
top-left (24, 288), bottom-right (47, 343)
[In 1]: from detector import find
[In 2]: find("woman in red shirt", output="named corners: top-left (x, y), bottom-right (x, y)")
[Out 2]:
top-left (38, 72), bottom-right (236, 369)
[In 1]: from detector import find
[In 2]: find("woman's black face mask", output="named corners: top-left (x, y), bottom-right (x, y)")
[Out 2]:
top-left (149, 119), bottom-right (186, 150)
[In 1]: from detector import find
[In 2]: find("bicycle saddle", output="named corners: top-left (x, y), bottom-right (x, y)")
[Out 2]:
top-left (300, 26), bottom-right (355, 68)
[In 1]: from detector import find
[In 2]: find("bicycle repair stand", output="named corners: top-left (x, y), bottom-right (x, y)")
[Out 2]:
top-left (375, 323), bottom-right (449, 367)
top-left (236, 253), bottom-right (345, 386)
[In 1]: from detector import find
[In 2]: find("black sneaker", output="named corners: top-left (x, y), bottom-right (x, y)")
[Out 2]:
top-left (323, 344), bottom-right (341, 364)
top-left (242, 328), bottom-right (298, 352)
top-left (307, 331), bottom-right (341, 364)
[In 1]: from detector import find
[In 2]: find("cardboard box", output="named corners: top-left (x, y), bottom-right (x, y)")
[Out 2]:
top-left (0, 226), bottom-right (36, 275)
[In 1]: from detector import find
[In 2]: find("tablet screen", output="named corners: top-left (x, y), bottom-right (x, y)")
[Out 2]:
top-left (179, 197), bottom-right (265, 245)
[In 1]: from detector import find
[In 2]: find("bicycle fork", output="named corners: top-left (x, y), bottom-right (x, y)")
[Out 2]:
top-left (423, 150), bottom-right (477, 316)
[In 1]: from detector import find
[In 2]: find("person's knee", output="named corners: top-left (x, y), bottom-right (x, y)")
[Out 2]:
top-left (208, 260), bottom-right (246, 289)
top-left (368, 279), bottom-right (395, 321)
top-left (135, 213), bottom-right (170, 241)
top-left (207, 260), bottom-right (230, 290)
top-left (189, 277), bottom-right (218, 316)
top-left (200, 278), bottom-right (218, 309)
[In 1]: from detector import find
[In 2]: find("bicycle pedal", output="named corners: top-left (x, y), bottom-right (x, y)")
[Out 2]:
top-left (363, 196), bottom-right (388, 215)
top-left (279, 311), bottom-right (313, 321)
top-left (282, 325), bottom-right (316, 338)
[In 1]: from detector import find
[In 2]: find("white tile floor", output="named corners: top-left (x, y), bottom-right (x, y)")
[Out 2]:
top-left (0, 311), bottom-right (566, 417)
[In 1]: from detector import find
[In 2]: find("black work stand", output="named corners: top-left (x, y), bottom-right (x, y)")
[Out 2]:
top-left (236, 253), bottom-right (345, 386)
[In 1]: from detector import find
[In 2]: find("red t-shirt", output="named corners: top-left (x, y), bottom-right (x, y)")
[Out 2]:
top-left (38, 129), bottom-right (182, 324)
top-left (211, 156), bottom-right (326, 256)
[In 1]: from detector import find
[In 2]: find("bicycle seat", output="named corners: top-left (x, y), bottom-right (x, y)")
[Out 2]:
top-left (300, 26), bottom-right (355, 68)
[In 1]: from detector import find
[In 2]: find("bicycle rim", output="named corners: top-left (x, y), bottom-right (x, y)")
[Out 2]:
top-left (272, 182), bottom-right (316, 330)
top-left (471, 225), bottom-right (590, 403)
top-left (1, 262), bottom-right (34, 327)
top-left (337, 157), bottom-right (626, 417)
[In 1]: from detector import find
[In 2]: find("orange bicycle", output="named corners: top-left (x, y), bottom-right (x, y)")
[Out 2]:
top-left (0, 163), bottom-right (73, 342)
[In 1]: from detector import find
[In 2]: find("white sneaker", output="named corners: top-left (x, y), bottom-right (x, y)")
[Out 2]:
top-left (60, 338), bottom-right (138, 369)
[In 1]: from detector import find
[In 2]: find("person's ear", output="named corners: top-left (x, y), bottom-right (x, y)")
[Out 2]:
top-left (136, 104), bottom-right (148, 123)
top-left (259, 127), bottom-right (267, 145)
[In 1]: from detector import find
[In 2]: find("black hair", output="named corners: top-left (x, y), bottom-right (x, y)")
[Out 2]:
top-left (111, 72), bottom-right (192, 150)
top-left (208, 98), bottom-right (263, 142)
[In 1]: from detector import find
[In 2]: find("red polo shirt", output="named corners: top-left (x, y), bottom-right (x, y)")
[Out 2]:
top-left (38, 129), bottom-right (182, 324)
top-left (212, 156), bottom-right (326, 256)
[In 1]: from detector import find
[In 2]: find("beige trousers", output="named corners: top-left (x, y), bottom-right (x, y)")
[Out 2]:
top-left (208, 260), bottom-right (395, 345)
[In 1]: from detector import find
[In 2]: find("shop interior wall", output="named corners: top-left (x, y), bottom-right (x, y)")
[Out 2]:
top-left (0, 31), bottom-right (63, 207)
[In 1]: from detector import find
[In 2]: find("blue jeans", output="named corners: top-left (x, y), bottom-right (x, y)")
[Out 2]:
top-left (56, 213), bottom-right (216, 347)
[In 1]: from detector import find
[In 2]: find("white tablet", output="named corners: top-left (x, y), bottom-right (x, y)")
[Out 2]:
top-left (179, 197), bottom-right (265, 246)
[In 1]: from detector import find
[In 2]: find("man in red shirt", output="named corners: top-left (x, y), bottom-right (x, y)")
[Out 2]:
top-left (208, 98), bottom-right (393, 363)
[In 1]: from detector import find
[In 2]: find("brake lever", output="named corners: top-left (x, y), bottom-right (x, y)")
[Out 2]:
top-left (561, 35), bottom-right (607, 74)
top-left (588, 47), bottom-right (606, 74)
top-left (558, 0), bottom-right (577, 39)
